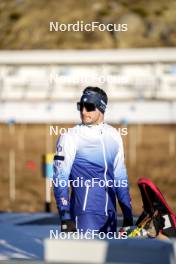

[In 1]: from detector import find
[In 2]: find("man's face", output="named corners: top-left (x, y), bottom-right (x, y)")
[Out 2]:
top-left (79, 103), bottom-right (104, 125)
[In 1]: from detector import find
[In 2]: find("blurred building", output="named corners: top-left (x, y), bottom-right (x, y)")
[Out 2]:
top-left (0, 49), bottom-right (176, 123)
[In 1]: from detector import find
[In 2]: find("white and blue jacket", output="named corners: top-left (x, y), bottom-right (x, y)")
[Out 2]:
top-left (53, 123), bottom-right (133, 222)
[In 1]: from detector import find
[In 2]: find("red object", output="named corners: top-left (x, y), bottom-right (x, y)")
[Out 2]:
top-left (138, 177), bottom-right (176, 228)
top-left (26, 161), bottom-right (37, 170)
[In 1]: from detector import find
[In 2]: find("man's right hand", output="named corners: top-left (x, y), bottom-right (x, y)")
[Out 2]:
top-left (61, 219), bottom-right (77, 232)
top-left (60, 210), bottom-right (76, 232)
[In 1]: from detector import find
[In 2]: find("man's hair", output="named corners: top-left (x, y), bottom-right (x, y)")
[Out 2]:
top-left (83, 86), bottom-right (108, 105)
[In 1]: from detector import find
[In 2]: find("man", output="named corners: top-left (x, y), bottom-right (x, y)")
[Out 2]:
top-left (53, 87), bottom-right (133, 234)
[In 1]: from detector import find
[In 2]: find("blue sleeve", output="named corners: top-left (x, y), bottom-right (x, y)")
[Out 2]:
top-left (53, 133), bottom-right (76, 220)
top-left (113, 134), bottom-right (133, 225)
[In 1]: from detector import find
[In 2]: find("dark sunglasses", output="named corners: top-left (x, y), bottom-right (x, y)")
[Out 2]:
top-left (77, 102), bottom-right (96, 112)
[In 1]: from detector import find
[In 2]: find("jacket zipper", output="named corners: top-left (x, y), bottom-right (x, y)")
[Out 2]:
top-left (82, 185), bottom-right (90, 211)
top-left (100, 136), bottom-right (108, 216)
